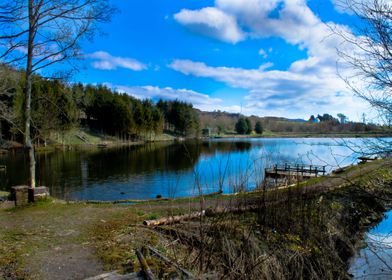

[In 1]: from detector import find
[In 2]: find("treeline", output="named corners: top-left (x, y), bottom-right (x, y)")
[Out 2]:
top-left (157, 100), bottom-right (199, 137)
top-left (265, 118), bottom-right (380, 134)
top-left (199, 111), bottom-right (385, 135)
top-left (0, 66), bottom-right (200, 145)
top-left (234, 117), bottom-right (263, 135)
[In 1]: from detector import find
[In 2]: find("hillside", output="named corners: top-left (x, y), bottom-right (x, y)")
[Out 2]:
top-left (198, 110), bottom-right (388, 136)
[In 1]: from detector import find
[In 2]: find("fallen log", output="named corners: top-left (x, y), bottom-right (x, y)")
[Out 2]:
top-left (135, 249), bottom-right (156, 280)
top-left (143, 210), bottom-right (205, 227)
top-left (147, 246), bottom-right (196, 279)
top-left (143, 205), bottom-right (267, 227)
top-left (85, 271), bottom-right (142, 280)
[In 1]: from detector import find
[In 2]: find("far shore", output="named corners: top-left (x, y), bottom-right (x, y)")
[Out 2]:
top-left (1, 130), bottom-right (390, 153)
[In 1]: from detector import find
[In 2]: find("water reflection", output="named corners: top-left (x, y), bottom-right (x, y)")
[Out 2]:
top-left (349, 210), bottom-right (392, 279)
top-left (0, 138), bottom-right (373, 200)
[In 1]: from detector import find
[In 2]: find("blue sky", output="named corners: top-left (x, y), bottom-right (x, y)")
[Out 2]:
top-left (75, 0), bottom-right (371, 121)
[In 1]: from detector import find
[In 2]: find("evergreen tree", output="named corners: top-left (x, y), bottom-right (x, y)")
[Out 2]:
top-left (235, 118), bottom-right (248, 134)
top-left (255, 121), bottom-right (263, 134)
top-left (245, 118), bottom-right (252, 134)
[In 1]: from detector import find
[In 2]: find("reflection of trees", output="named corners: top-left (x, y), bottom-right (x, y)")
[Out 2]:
top-left (0, 140), bottom-right (253, 197)
top-left (200, 140), bottom-right (252, 155)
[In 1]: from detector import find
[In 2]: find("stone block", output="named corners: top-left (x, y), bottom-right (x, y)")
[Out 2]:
top-left (11, 186), bottom-right (29, 206)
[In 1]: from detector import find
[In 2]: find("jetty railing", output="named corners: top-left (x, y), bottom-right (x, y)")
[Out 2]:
top-left (265, 163), bottom-right (326, 179)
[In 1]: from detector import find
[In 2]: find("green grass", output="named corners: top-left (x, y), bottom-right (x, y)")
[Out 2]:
top-left (51, 128), bottom-right (117, 145)
top-left (0, 191), bottom-right (9, 197)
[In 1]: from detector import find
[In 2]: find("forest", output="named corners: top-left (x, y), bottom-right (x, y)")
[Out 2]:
top-left (0, 65), bottom-right (200, 146)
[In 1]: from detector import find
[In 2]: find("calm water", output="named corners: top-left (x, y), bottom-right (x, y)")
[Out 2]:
top-left (349, 210), bottom-right (392, 279)
top-left (0, 138), bottom-right (374, 201)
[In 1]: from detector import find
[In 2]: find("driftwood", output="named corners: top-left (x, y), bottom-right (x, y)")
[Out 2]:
top-left (135, 249), bottom-right (156, 280)
top-left (147, 246), bottom-right (196, 279)
top-left (143, 210), bottom-right (206, 227)
top-left (85, 271), bottom-right (142, 280)
top-left (143, 205), bottom-right (264, 227)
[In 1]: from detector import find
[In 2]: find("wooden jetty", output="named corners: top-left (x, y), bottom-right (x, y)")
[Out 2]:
top-left (265, 163), bottom-right (326, 180)
top-left (358, 156), bottom-right (378, 164)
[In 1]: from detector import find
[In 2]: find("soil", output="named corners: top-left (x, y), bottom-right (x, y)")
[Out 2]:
top-left (0, 203), bottom-right (134, 279)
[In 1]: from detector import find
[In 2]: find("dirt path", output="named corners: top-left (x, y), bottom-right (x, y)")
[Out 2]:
top-left (0, 203), bottom-right (135, 280)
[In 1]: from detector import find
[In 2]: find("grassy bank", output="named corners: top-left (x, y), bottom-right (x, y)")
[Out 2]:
top-left (0, 159), bottom-right (391, 279)
top-left (13, 128), bottom-right (178, 152)
top-left (5, 127), bottom-right (390, 152)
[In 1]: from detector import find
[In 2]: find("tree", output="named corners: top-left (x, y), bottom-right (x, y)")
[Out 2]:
top-left (235, 117), bottom-right (248, 135)
top-left (335, 0), bottom-right (392, 154)
top-left (255, 121), bottom-right (263, 134)
top-left (335, 0), bottom-right (392, 125)
top-left (245, 118), bottom-right (252, 134)
top-left (157, 99), bottom-right (200, 136)
top-left (0, 0), bottom-right (115, 189)
top-left (317, 113), bottom-right (337, 123)
top-left (217, 124), bottom-right (224, 135)
top-left (308, 115), bottom-right (317, 123)
top-left (0, 65), bottom-right (22, 138)
top-left (337, 113), bottom-right (348, 124)
top-left (31, 78), bottom-right (79, 145)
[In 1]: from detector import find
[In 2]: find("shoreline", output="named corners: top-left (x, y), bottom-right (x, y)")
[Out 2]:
top-left (1, 131), bottom-right (390, 153)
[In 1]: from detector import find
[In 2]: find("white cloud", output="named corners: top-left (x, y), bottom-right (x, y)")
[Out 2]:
top-left (112, 85), bottom-right (224, 112)
top-left (331, 0), bottom-right (365, 15)
top-left (171, 0), bottom-right (372, 119)
top-left (89, 51), bottom-right (147, 71)
top-left (174, 7), bottom-right (245, 43)
top-left (169, 59), bottom-right (370, 119)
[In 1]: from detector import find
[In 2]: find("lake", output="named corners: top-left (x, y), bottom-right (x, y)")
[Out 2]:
top-left (0, 138), bottom-right (377, 201)
top-left (349, 210), bottom-right (392, 279)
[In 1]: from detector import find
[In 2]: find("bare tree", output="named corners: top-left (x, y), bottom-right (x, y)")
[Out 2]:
top-left (334, 0), bottom-right (392, 156)
top-left (335, 1), bottom-right (392, 122)
top-left (0, 0), bottom-right (115, 189)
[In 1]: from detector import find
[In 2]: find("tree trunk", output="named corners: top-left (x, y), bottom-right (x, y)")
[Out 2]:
top-left (25, 0), bottom-right (36, 189)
